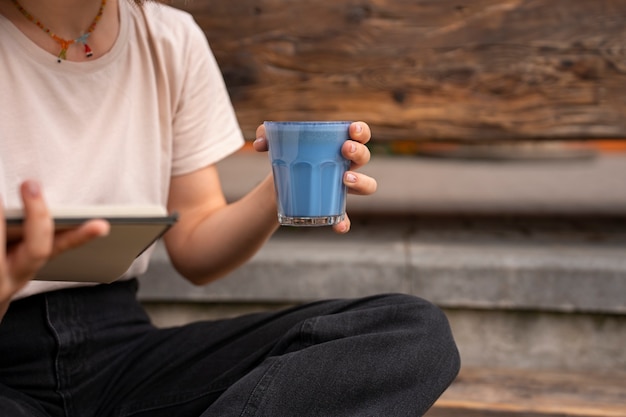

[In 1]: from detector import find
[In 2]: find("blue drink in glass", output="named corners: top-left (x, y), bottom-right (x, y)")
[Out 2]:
top-left (264, 121), bottom-right (351, 226)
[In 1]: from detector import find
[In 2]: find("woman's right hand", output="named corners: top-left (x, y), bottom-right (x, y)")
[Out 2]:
top-left (0, 180), bottom-right (110, 319)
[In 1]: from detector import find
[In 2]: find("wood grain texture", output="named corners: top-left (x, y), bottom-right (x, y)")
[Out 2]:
top-left (169, 0), bottom-right (626, 142)
top-left (426, 367), bottom-right (626, 417)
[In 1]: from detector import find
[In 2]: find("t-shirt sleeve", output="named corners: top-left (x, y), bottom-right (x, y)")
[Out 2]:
top-left (170, 16), bottom-right (245, 176)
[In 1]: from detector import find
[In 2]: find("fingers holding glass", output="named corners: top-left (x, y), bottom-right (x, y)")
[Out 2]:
top-left (344, 171), bottom-right (377, 196)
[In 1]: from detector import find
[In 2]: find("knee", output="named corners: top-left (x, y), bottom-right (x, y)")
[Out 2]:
top-left (381, 294), bottom-right (461, 380)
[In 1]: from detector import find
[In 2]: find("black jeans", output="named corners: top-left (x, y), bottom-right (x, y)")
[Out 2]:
top-left (0, 279), bottom-right (460, 417)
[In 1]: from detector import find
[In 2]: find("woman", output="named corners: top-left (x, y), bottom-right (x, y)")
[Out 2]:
top-left (0, 0), bottom-right (460, 415)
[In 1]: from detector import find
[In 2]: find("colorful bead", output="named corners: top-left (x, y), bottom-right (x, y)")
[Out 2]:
top-left (11, 0), bottom-right (107, 62)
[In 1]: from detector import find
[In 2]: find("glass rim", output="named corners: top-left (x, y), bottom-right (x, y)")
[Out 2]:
top-left (263, 121), bottom-right (352, 125)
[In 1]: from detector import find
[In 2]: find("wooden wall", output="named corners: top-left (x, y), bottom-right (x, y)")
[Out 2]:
top-left (169, 0), bottom-right (626, 143)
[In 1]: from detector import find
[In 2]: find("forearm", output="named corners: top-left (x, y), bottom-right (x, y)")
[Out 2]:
top-left (165, 174), bottom-right (279, 284)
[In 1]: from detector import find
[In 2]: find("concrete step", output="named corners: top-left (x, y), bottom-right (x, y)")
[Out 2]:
top-left (140, 217), bottom-right (626, 314)
top-left (217, 150), bottom-right (626, 216)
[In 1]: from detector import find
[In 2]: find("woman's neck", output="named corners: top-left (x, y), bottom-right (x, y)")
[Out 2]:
top-left (0, 0), bottom-right (120, 62)
top-left (10, 0), bottom-right (107, 39)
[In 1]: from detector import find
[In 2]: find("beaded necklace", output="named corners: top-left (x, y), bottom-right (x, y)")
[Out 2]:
top-left (11, 0), bottom-right (107, 63)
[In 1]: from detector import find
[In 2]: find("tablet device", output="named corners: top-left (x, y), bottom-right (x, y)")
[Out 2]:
top-left (4, 205), bottom-right (178, 283)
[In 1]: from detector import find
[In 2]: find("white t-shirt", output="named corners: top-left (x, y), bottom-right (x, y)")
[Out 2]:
top-left (0, 2), bottom-right (245, 297)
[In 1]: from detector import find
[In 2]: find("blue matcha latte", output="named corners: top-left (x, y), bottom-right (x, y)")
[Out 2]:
top-left (264, 121), bottom-right (351, 226)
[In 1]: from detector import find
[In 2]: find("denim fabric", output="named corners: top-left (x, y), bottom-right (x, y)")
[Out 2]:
top-left (0, 279), bottom-right (460, 417)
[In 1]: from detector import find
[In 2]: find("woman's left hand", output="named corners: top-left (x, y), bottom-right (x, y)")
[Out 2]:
top-left (254, 121), bottom-right (377, 234)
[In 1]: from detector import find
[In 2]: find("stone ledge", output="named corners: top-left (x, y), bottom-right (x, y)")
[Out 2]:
top-left (138, 219), bottom-right (626, 315)
top-left (218, 151), bottom-right (626, 216)
top-left (139, 225), bottom-right (409, 303)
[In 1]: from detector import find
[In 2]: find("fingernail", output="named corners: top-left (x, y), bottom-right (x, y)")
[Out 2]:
top-left (345, 173), bottom-right (357, 183)
top-left (349, 143), bottom-right (357, 153)
top-left (26, 180), bottom-right (40, 197)
top-left (355, 124), bottom-right (363, 134)
top-left (98, 221), bottom-right (112, 237)
top-left (254, 137), bottom-right (265, 145)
